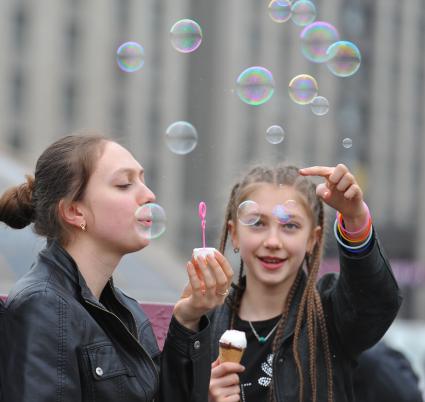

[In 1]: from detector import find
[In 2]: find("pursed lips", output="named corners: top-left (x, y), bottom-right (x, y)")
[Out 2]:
top-left (136, 218), bottom-right (153, 228)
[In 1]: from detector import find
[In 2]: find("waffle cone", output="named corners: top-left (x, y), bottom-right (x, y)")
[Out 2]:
top-left (219, 345), bottom-right (245, 363)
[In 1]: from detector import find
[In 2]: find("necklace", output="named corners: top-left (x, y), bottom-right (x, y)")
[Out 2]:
top-left (248, 319), bottom-right (281, 344)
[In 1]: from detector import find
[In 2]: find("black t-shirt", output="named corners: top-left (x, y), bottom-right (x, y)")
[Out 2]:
top-left (234, 314), bottom-right (282, 402)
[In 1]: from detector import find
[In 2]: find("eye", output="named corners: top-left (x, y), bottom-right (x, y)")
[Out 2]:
top-left (282, 222), bottom-right (300, 231)
top-left (250, 219), bottom-right (266, 229)
top-left (116, 183), bottom-right (132, 189)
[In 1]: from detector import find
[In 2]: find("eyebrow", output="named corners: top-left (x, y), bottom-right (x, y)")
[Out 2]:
top-left (262, 211), bottom-right (305, 222)
top-left (111, 167), bottom-right (144, 177)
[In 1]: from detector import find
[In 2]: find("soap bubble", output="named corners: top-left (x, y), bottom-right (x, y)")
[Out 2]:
top-left (288, 74), bottom-right (318, 105)
top-left (170, 19), bottom-right (203, 53)
top-left (291, 0), bottom-right (316, 27)
top-left (236, 66), bottom-right (275, 106)
top-left (342, 138), bottom-right (353, 148)
top-left (326, 41), bottom-right (361, 77)
top-left (237, 200), bottom-right (261, 226)
top-left (135, 203), bottom-right (167, 240)
top-left (310, 96), bottom-right (329, 116)
top-left (165, 121), bottom-right (198, 155)
top-left (300, 21), bottom-right (340, 63)
top-left (268, 0), bottom-right (292, 23)
top-left (116, 42), bottom-right (144, 72)
top-left (266, 125), bottom-right (285, 144)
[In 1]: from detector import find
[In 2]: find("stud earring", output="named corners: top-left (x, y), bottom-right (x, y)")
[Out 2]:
top-left (80, 223), bottom-right (87, 232)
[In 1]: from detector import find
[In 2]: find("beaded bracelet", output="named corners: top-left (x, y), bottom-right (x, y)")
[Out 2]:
top-left (334, 218), bottom-right (373, 252)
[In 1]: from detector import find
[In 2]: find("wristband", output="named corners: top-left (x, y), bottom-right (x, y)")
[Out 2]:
top-left (334, 219), bottom-right (373, 251)
top-left (336, 201), bottom-right (371, 236)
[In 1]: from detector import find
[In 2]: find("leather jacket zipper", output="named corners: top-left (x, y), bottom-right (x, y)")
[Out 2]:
top-left (85, 299), bottom-right (160, 385)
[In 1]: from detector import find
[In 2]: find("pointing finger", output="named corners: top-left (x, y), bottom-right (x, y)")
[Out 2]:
top-left (299, 166), bottom-right (334, 178)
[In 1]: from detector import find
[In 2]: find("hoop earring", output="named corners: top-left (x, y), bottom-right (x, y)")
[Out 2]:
top-left (233, 247), bottom-right (239, 253)
top-left (80, 222), bottom-right (87, 232)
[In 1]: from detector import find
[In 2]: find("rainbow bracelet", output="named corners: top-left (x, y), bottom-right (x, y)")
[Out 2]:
top-left (336, 201), bottom-right (372, 236)
top-left (337, 220), bottom-right (371, 243)
top-left (334, 219), bottom-right (373, 252)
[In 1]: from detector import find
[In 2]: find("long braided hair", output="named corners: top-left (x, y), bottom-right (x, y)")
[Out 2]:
top-left (218, 164), bottom-right (333, 402)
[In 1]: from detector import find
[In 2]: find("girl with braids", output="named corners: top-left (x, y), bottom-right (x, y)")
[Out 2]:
top-left (0, 131), bottom-right (233, 402)
top-left (208, 163), bottom-right (401, 402)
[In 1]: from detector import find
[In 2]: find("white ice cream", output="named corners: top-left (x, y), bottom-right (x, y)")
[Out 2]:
top-left (219, 329), bottom-right (247, 349)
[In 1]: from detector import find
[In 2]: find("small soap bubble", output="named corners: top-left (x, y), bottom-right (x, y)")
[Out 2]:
top-left (291, 0), bottom-right (316, 27)
top-left (342, 138), bottom-right (353, 148)
top-left (170, 19), bottom-right (203, 53)
top-left (266, 125), bottom-right (285, 144)
top-left (268, 0), bottom-right (292, 23)
top-left (165, 121), bottom-right (198, 155)
top-left (116, 42), bottom-right (145, 73)
top-left (272, 200), bottom-right (298, 224)
top-left (326, 41), bottom-right (361, 77)
top-left (237, 200), bottom-right (261, 226)
top-left (236, 66), bottom-right (275, 106)
top-left (310, 96), bottom-right (329, 116)
top-left (300, 21), bottom-right (340, 63)
top-left (288, 74), bottom-right (318, 105)
top-left (135, 203), bottom-right (167, 240)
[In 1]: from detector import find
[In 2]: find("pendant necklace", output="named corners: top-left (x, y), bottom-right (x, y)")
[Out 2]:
top-left (248, 319), bottom-right (281, 344)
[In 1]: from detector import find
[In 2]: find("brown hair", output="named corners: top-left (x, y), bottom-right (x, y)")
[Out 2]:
top-left (219, 164), bottom-right (333, 402)
top-left (0, 130), bottom-right (110, 245)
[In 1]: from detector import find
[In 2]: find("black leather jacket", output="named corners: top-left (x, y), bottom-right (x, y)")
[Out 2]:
top-left (209, 232), bottom-right (402, 402)
top-left (0, 241), bottom-right (211, 402)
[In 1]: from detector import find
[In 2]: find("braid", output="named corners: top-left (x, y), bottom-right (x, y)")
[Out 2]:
top-left (313, 203), bottom-right (334, 402)
top-left (292, 280), bottom-right (309, 401)
top-left (219, 182), bottom-right (240, 254)
top-left (229, 260), bottom-right (245, 329)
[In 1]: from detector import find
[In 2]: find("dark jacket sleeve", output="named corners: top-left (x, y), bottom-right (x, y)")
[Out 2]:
top-left (1, 290), bottom-right (82, 402)
top-left (157, 315), bottom-right (211, 402)
top-left (320, 230), bottom-right (402, 357)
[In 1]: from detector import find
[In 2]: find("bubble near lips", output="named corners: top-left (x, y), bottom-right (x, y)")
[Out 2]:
top-left (135, 203), bottom-right (166, 240)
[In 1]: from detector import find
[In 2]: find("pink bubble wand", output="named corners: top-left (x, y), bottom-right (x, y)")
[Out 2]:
top-left (198, 201), bottom-right (207, 249)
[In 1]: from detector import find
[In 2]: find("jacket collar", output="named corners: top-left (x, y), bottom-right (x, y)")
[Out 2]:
top-left (39, 240), bottom-right (116, 307)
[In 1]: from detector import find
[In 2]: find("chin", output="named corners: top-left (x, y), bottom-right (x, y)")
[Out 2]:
top-left (118, 238), bottom-right (150, 255)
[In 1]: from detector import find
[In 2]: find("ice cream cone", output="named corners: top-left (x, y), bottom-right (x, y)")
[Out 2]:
top-left (218, 330), bottom-right (247, 363)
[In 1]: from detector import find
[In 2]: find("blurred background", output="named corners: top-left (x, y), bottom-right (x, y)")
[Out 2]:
top-left (0, 0), bottom-right (424, 392)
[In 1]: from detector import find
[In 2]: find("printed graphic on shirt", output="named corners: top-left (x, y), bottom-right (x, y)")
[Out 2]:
top-left (258, 353), bottom-right (274, 386)
top-left (240, 353), bottom-right (274, 402)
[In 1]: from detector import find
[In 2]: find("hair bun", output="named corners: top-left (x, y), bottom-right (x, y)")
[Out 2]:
top-left (0, 175), bottom-right (35, 229)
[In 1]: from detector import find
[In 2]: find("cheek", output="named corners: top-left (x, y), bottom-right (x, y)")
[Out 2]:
top-left (286, 235), bottom-right (310, 256)
top-left (238, 230), bottom-right (263, 253)
top-left (90, 195), bottom-right (137, 228)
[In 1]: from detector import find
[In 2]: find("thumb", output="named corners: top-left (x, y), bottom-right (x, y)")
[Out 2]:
top-left (211, 357), bottom-right (220, 369)
top-left (316, 182), bottom-right (330, 200)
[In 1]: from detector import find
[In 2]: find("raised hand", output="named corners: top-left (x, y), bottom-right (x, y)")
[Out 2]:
top-left (299, 164), bottom-right (369, 230)
top-left (173, 251), bottom-right (233, 331)
top-left (209, 358), bottom-right (244, 402)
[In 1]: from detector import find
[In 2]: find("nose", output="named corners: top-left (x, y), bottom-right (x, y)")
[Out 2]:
top-left (263, 226), bottom-right (282, 250)
top-left (137, 182), bottom-right (156, 205)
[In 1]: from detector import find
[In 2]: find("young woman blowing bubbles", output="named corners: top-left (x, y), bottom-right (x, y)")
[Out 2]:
top-left (208, 164), bottom-right (401, 402)
top-left (0, 131), bottom-right (233, 402)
